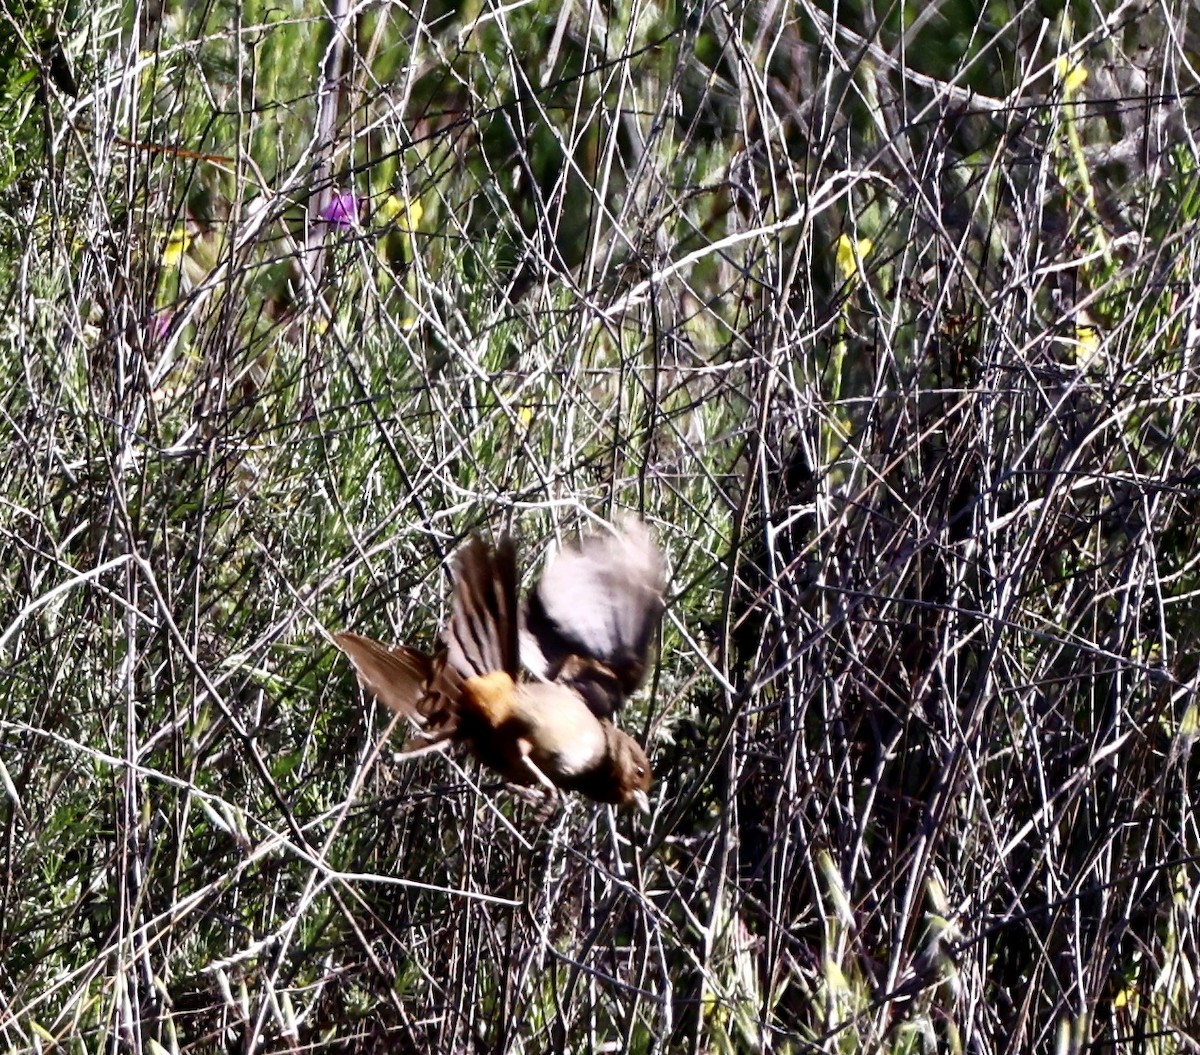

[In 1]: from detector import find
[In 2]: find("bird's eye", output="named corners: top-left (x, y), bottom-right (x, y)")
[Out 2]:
top-left (636, 766), bottom-right (646, 778)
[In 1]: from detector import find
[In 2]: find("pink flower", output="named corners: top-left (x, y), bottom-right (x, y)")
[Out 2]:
top-left (322, 191), bottom-right (363, 228)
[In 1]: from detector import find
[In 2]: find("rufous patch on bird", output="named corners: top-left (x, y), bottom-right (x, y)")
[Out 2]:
top-left (461, 670), bottom-right (518, 727)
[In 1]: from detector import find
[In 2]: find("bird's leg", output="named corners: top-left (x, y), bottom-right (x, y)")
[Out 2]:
top-left (505, 783), bottom-right (547, 806)
top-left (515, 742), bottom-right (559, 813)
top-left (395, 735), bottom-right (454, 761)
top-left (520, 755), bottom-right (559, 805)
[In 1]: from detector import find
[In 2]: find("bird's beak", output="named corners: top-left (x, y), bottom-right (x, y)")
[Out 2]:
top-left (632, 789), bottom-right (650, 815)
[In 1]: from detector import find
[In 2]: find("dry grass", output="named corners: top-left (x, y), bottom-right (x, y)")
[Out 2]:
top-left (3, 0), bottom-right (1200, 1051)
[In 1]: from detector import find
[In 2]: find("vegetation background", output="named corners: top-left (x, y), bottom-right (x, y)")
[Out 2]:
top-left (2, 0), bottom-right (1199, 1049)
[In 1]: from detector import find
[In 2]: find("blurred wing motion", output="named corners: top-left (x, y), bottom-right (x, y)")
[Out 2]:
top-left (522, 518), bottom-right (666, 719)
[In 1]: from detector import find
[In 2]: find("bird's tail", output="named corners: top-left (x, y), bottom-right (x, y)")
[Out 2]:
top-left (333, 631), bottom-right (440, 721)
top-left (334, 630), bottom-right (463, 741)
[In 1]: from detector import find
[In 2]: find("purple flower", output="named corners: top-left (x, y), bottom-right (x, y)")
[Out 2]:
top-left (322, 191), bottom-right (363, 228)
top-left (149, 310), bottom-right (173, 342)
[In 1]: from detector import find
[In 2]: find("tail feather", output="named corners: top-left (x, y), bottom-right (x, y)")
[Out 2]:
top-left (333, 632), bottom-right (433, 719)
top-left (336, 630), bottom-right (465, 737)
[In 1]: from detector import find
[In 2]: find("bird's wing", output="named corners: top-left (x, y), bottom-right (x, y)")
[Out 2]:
top-left (440, 535), bottom-right (525, 732)
top-left (521, 518), bottom-right (666, 719)
top-left (443, 535), bottom-right (520, 680)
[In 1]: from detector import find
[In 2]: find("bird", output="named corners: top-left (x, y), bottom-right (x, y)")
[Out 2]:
top-left (334, 520), bottom-right (665, 812)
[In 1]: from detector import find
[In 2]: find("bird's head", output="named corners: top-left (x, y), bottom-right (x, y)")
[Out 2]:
top-left (610, 728), bottom-right (653, 814)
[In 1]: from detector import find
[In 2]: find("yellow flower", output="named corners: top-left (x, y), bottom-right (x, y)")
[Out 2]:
top-left (162, 228), bottom-right (192, 267)
top-left (1112, 985), bottom-right (1135, 1010)
top-left (1055, 55), bottom-right (1088, 97)
top-left (377, 194), bottom-right (423, 232)
top-left (835, 233), bottom-right (872, 284)
top-left (1073, 320), bottom-right (1100, 363)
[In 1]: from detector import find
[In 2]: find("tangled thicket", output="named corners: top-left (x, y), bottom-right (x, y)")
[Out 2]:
top-left (2, 0), bottom-right (1200, 1050)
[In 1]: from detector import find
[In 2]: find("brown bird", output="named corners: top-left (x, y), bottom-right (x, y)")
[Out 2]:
top-left (334, 521), bottom-right (665, 812)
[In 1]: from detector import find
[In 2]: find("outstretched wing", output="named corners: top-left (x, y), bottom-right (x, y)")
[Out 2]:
top-left (337, 535), bottom-right (523, 743)
top-left (521, 519), bottom-right (665, 720)
top-left (443, 535), bottom-right (520, 680)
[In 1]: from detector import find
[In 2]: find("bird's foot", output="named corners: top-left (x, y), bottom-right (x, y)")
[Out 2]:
top-left (505, 781), bottom-right (558, 819)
